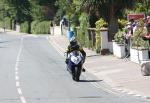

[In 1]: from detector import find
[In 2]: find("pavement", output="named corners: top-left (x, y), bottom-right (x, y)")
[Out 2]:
top-left (0, 28), bottom-right (21, 34)
top-left (1, 27), bottom-right (150, 99)
top-left (48, 26), bottom-right (150, 99)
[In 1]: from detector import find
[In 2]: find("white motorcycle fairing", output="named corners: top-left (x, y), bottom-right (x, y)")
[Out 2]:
top-left (68, 51), bottom-right (83, 65)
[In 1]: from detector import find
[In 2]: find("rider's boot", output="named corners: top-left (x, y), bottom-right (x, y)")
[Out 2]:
top-left (82, 68), bottom-right (86, 72)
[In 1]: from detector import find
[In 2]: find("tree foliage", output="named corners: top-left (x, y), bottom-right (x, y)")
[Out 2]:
top-left (133, 0), bottom-right (150, 15)
top-left (7, 0), bottom-right (31, 23)
top-left (80, 0), bottom-right (135, 40)
top-left (0, 0), bottom-right (13, 20)
top-left (30, 0), bottom-right (56, 20)
top-left (0, 0), bottom-right (57, 24)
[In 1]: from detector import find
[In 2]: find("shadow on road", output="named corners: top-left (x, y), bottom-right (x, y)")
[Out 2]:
top-left (0, 38), bottom-right (19, 44)
top-left (86, 55), bottom-right (100, 58)
top-left (0, 41), bottom-right (10, 43)
top-left (79, 80), bottom-right (103, 82)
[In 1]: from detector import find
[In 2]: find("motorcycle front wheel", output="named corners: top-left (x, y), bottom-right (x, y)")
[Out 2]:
top-left (72, 66), bottom-right (81, 81)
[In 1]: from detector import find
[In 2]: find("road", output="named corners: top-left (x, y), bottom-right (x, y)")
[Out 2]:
top-left (0, 32), bottom-right (149, 103)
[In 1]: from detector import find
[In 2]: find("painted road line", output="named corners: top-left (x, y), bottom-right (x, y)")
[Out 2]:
top-left (20, 96), bottom-right (27, 103)
top-left (15, 36), bottom-right (27, 103)
top-left (16, 81), bottom-right (20, 87)
top-left (17, 88), bottom-right (23, 95)
top-left (15, 76), bottom-right (19, 81)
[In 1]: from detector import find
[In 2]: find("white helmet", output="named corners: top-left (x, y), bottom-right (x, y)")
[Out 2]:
top-left (70, 36), bottom-right (76, 43)
top-left (70, 36), bottom-right (78, 47)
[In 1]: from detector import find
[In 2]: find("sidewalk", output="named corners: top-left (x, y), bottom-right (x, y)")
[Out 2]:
top-left (48, 27), bottom-right (150, 99)
top-left (0, 28), bottom-right (20, 34)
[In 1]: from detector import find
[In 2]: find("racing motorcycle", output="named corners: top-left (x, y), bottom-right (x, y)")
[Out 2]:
top-left (66, 50), bottom-right (84, 81)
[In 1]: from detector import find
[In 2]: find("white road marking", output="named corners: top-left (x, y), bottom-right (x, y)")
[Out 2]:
top-left (24, 34), bottom-right (38, 38)
top-left (91, 82), bottom-right (119, 95)
top-left (17, 88), bottom-right (23, 95)
top-left (15, 71), bottom-right (18, 75)
top-left (15, 36), bottom-right (27, 103)
top-left (15, 76), bottom-right (19, 81)
top-left (20, 96), bottom-right (27, 103)
top-left (15, 65), bottom-right (19, 71)
top-left (16, 81), bottom-right (20, 87)
top-left (134, 94), bottom-right (142, 97)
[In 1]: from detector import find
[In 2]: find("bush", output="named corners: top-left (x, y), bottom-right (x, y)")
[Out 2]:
top-left (36, 21), bottom-right (50, 34)
top-left (95, 18), bottom-right (107, 53)
top-left (0, 17), bottom-right (12, 29)
top-left (20, 21), bottom-right (30, 33)
top-left (5, 17), bottom-right (12, 29)
top-left (78, 13), bottom-right (89, 47)
top-left (131, 19), bottom-right (149, 49)
top-left (31, 20), bottom-right (39, 34)
top-left (95, 18), bottom-right (108, 29)
top-left (0, 21), bottom-right (3, 28)
top-left (31, 21), bottom-right (50, 34)
top-left (114, 29), bottom-right (125, 44)
top-left (95, 30), bottom-right (101, 53)
top-left (118, 19), bottom-right (128, 30)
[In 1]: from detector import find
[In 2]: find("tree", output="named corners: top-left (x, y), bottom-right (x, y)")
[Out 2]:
top-left (7, 0), bottom-right (31, 23)
top-left (29, 0), bottom-right (44, 21)
top-left (81, 0), bottom-right (136, 41)
top-left (6, 0), bottom-right (57, 22)
top-left (133, 0), bottom-right (150, 15)
top-left (27, 0), bottom-right (57, 21)
top-left (55, 0), bottom-right (136, 40)
top-left (55, 0), bottom-right (81, 26)
top-left (0, 0), bottom-right (13, 20)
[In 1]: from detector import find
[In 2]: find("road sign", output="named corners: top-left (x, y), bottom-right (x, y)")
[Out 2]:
top-left (127, 13), bottom-right (145, 21)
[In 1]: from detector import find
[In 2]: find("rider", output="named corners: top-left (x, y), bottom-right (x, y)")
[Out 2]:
top-left (65, 36), bottom-right (86, 71)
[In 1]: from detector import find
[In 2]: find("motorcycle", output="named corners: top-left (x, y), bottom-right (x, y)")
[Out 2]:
top-left (65, 50), bottom-right (84, 81)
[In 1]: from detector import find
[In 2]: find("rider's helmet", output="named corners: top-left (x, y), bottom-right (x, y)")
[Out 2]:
top-left (70, 36), bottom-right (76, 44)
top-left (69, 36), bottom-right (79, 49)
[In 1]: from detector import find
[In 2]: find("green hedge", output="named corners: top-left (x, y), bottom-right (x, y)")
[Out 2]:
top-left (78, 13), bottom-right (89, 47)
top-left (31, 21), bottom-right (50, 34)
top-left (31, 20), bottom-right (39, 34)
top-left (0, 21), bottom-right (3, 28)
top-left (20, 21), bottom-right (30, 33)
top-left (0, 17), bottom-right (12, 29)
top-left (5, 17), bottom-right (12, 29)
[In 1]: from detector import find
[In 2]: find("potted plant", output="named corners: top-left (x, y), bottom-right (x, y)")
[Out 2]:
top-left (130, 19), bottom-right (150, 63)
top-left (112, 29), bottom-right (126, 58)
top-left (112, 19), bottom-right (128, 58)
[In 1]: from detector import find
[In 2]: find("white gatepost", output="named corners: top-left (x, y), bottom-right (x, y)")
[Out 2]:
top-left (100, 28), bottom-right (109, 50)
top-left (16, 23), bottom-right (20, 32)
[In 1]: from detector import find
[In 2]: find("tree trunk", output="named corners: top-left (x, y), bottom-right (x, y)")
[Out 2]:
top-left (108, 6), bottom-right (119, 41)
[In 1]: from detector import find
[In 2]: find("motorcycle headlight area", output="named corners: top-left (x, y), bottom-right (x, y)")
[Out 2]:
top-left (71, 56), bottom-right (82, 65)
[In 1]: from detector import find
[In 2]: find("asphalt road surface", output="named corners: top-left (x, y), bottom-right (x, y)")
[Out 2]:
top-left (0, 32), bottom-right (149, 103)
